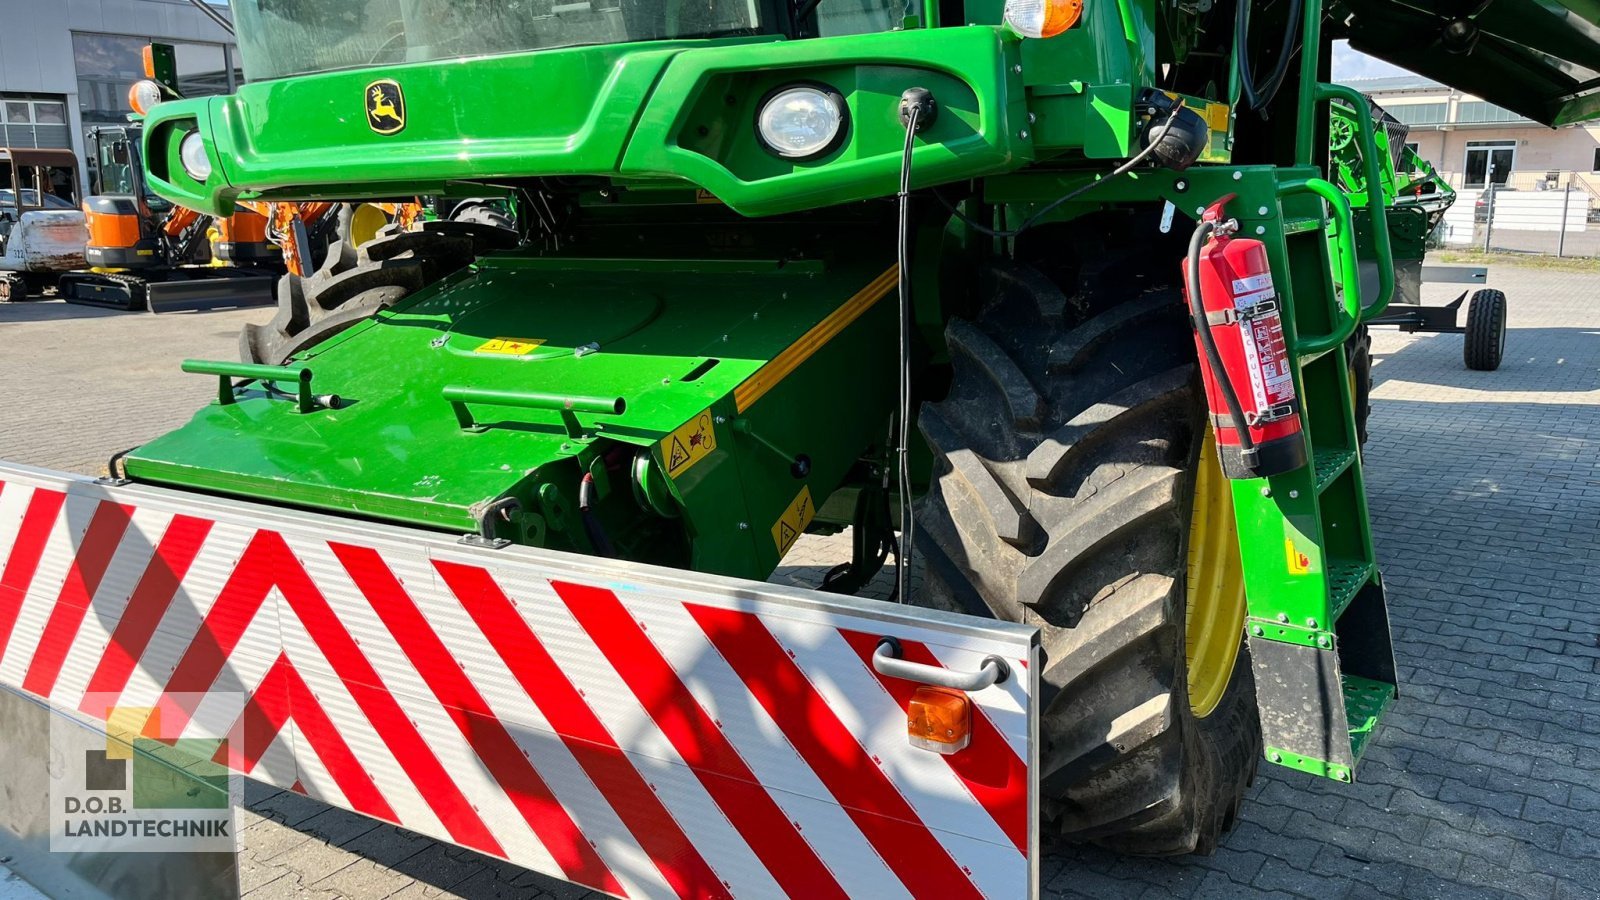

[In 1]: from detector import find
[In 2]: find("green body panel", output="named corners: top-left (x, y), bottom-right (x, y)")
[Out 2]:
top-left (126, 250), bottom-right (896, 580)
top-left (146, 28), bottom-right (1048, 218)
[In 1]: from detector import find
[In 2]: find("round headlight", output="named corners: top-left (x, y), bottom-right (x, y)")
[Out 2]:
top-left (179, 131), bottom-right (212, 181)
top-left (756, 86), bottom-right (846, 159)
top-left (127, 80), bottom-right (163, 116)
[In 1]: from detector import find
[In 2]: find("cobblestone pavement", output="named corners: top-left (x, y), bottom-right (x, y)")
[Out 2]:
top-left (0, 263), bottom-right (1596, 899)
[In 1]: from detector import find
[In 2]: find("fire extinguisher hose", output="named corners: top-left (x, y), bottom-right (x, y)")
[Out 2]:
top-left (1186, 219), bottom-right (1260, 471)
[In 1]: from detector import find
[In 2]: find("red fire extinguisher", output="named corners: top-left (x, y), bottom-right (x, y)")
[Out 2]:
top-left (1181, 194), bottom-right (1307, 479)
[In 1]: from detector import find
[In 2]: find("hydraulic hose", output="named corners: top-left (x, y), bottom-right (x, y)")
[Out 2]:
top-left (1236, 0), bottom-right (1304, 113)
top-left (579, 472), bottom-right (617, 558)
top-left (1186, 219), bottom-right (1259, 470)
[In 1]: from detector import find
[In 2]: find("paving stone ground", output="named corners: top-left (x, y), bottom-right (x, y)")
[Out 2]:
top-left (0, 261), bottom-right (1596, 899)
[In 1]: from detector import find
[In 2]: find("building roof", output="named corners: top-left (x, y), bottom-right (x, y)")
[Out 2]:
top-left (1340, 75), bottom-right (1448, 93)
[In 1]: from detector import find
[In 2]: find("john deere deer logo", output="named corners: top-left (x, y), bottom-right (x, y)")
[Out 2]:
top-left (365, 80), bottom-right (405, 135)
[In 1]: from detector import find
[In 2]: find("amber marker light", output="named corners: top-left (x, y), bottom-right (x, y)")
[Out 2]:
top-left (907, 686), bottom-right (973, 754)
top-left (1004, 0), bottom-right (1085, 39)
top-left (128, 80), bottom-right (163, 116)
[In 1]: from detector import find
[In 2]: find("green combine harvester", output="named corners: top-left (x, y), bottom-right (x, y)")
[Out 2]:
top-left (28, 0), bottom-right (1599, 880)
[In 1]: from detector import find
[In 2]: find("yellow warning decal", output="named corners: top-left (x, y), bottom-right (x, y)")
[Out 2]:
top-left (473, 337), bottom-right (546, 355)
top-left (1205, 102), bottom-right (1231, 132)
top-left (661, 408), bottom-right (718, 479)
top-left (1286, 539), bottom-right (1311, 575)
top-left (772, 485), bottom-right (815, 559)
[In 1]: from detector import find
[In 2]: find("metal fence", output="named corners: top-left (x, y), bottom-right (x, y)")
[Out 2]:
top-left (1438, 172), bottom-right (1600, 256)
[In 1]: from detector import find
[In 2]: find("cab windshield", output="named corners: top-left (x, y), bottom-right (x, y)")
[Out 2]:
top-left (234, 0), bottom-right (776, 80)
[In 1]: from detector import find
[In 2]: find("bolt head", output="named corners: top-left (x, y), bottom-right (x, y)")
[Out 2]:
top-left (1277, 613), bottom-right (1289, 623)
top-left (1013, 64), bottom-right (1023, 74)
top-left (1256, 226), bottom-right (1266, 235)
top-left (1269, 751), bottom-right (1282, 763)
top-left (1258, 206), bottom-right (1270, 216)
top-left (1233, 171), bottom-right (1243, 180)
top-left (1307, 618), bottom-right (1318, 628)
top-left (737, 522), bottom-right (749, 530)
top-left (1027, 112), bottom-right (1037, 124)
top-left (1260, 486), bottom-right (1272, 497)
top-left (1019, 130), bottom-right (1030, 140)
top-left (1288, 489), bottom-right (1299, 499)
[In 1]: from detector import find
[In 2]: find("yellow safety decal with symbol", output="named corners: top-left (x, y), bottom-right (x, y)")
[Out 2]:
top-left (661, 409), bottom-right (717, 479)
top-left (1286, 539), bottom-right (1311, 575)
top-left (473, 337), bottom-right (546, 355)
top-left (771, 485), bottom-right (815, 558)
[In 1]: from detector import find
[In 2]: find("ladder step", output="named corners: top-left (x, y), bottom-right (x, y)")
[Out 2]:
top-left (1282, 216), bottom-right (1325, 235)
top-left (1313, 447), bottom-right (1356, 493)
top-left (1328, 557), bottom-right (1373, 620)
top-left (1343, 673), bottom-right (1396, 764)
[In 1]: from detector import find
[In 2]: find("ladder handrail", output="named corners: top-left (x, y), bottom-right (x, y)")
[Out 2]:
top-left (1278, 177), bottom-right (1360, 356)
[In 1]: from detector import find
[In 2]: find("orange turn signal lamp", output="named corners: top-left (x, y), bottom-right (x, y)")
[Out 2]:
top-left (142, 44), bottom-right (156, 79)
top-left (907, 686), bottom-right (972, 755)
top-left (1003, 0), bottom-right (1084, 39)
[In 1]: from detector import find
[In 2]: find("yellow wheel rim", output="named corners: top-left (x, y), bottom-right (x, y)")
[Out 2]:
top-left (1184, 425), bottom-right (1248, 718)
top-left (347, 203), bottom-right (391, 249)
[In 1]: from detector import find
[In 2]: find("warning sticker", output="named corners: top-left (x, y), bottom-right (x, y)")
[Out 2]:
top-left (771, 485), bottom-right (816, 559)
top-left (661, 409), bottom-right (717, 479)
top-left (473, 337), bottom-right (546, 355)
top-left (1286, 539), bottom-right (1311, 575)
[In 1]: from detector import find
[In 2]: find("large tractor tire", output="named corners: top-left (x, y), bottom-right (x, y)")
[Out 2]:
top-left (1347, 325), bottom-right (1373, 445)
top-left (240, 220), bottom-right (518, 366)
top-left (912, 253), bottom-right (1259, 855)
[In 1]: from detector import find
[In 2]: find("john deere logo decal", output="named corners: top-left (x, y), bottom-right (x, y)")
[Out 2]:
top-left (366, 80), bottom-right (405, 135)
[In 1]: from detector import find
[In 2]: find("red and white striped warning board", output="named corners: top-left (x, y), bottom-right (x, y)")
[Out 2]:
top-left (0, 463), bottom-right (1038, 899)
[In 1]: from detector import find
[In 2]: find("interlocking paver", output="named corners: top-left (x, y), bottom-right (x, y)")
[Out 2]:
top-left (0, 259), bottom-right (1596, 899)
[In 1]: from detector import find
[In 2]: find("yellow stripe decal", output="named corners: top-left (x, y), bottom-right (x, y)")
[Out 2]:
top-left (734, 265), bottom-right (899, 413)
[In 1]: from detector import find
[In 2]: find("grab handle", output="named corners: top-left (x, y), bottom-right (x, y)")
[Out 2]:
top-left (872, 637), bottom-right (1008, 691)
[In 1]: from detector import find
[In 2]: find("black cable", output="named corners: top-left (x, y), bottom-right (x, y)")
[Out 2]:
top-left (1236, 0), bottom-right (1303, 113)
top-left (932, 101), bottom-right (1186, 239)
top-left (894, 105), bottom-right (920, 604)
top-left (1185, 219), bottom-right (1258, 467)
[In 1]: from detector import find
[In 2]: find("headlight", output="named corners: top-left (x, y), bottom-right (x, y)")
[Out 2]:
top-left (179, 131), bottom-right (212, 181)
top-left (756, 86), bottom-right (846, 160)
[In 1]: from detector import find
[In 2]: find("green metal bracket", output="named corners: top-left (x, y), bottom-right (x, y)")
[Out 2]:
top-left (1248, 617), bottom-right (1335, 649)
top-left (1267, 746), bottom-right (1352, 783)
top-left (182, 359), bottom-right (317, 414)
top-left (442, 385), bottom-right (626, 438)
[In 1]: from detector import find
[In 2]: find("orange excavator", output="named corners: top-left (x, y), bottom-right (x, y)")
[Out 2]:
top-left (57, 124), bottom-right (306, 312)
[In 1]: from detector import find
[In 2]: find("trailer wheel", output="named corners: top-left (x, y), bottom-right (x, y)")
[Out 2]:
top-left (1463, 288), bottom-right (1507, 371)
top-left (912, 259), bottom-right (1259, 856)
top-left (1346, 325), bottom-right (1372, 445)
top-left (240, 227), bottom-right (475, 365)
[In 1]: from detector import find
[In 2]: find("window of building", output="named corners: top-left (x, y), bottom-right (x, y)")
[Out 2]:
top-left (1455, 101), bottom-right (1528, 125)
top-left (71, 32), bottom-right (238, 152)
top-left (1390, 102), bottom-right (1447, 126)
top-left (1592, 148), bottom-right (1600, 173)
top-left (0, 95), bottom-right (72, 149)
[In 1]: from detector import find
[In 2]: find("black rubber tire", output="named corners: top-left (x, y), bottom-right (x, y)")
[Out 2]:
top-left (1346, 325), bottom-right (1373, 446)
top-left (450, 200), bottom-right (517, 234)
top-left (0, 273), bottom-right (28, 302)
top-left (912, 257), bottom-right (1260, 856)
top-left (1463, 288), bottom-right (1507, 371)
top-left (240, 225), bottom-right (475, 365)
